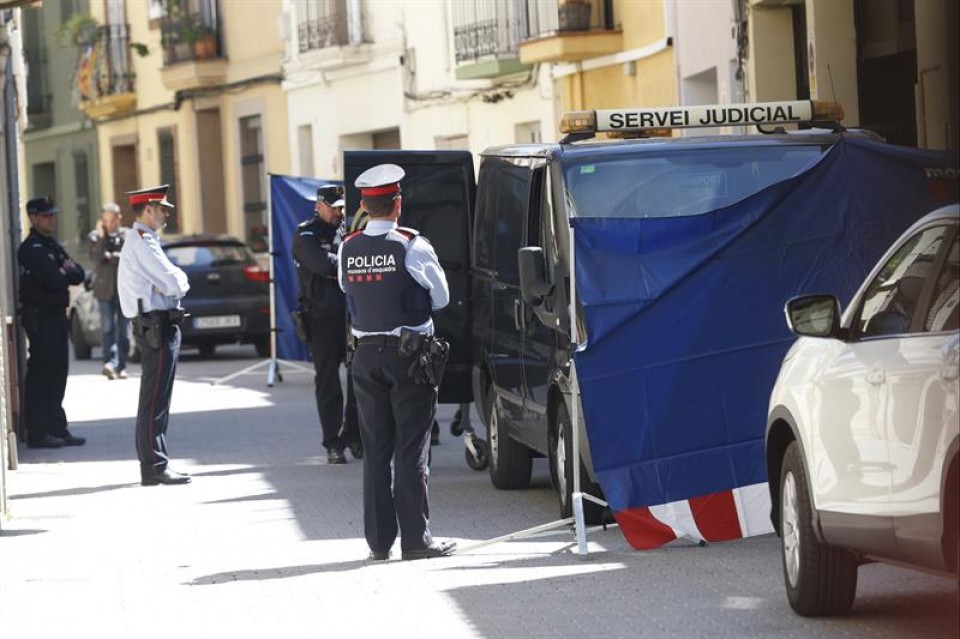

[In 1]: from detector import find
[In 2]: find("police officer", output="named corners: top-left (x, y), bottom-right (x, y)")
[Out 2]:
top-left (117, 185), bottom-right (192, 486)
top-left (18, 197), bottom-right (86, 448)
top-left (293, 184), bottom-right (362, 464)
top-left (338, 163), bottom-right (456, 561)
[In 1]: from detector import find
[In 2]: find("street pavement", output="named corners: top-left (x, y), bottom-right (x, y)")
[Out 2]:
top-left (1, 346), bottom-right (957, 638)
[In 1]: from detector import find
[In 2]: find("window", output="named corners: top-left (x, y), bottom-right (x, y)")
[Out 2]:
top-left (857, 225), bottom-right (950, 337)
top-left (239, 115), bottom-right (267, 252)
top-left (297, 124), bottom-right (314, 176)
top-left (158, 128), bottom-right (180, 233)
top-left (473, 159), bottom-right (499, 272)
top-left (925, 234), bottom-right (959, 332)
top-left (493, 161), bottom-right (532, 284)
top-left (73, 152), bottom-right (91, 238)
top-left (165, 243), bottom-right (254, 267)
top-left (564, 145), bottom-right (825, 219)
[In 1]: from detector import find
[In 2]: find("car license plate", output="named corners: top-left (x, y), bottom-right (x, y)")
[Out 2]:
top-left (193, 315), bottom-right (241, 329)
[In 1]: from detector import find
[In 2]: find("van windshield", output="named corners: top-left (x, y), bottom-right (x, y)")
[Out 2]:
top-left (564, 144), bottom-right (825, 218)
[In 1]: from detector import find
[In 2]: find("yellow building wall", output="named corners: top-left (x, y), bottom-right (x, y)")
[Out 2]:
top-left (90, 0), bottom-right (289, 240)
top-left (560, 0), bottom-right (677, 112)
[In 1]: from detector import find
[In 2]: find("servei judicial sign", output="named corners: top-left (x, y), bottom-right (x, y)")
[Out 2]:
top-left (597, 101), bottom-right (816, 130)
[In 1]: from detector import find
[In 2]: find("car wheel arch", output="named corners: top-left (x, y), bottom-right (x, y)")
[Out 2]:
top-left (767, 407), bottom-right (823, 543)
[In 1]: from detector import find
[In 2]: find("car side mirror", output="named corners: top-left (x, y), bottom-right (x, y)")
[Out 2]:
top-left (518, 247), bottom-right (553, 307)
top-left (785, 294), bottom-right (842, 338)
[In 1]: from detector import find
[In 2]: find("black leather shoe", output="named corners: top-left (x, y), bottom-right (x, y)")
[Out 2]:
top-left (141, 469), bottom-right (192, 486)
top-left (27, 434), bottom-right (64, 449)
top-left (347, 441), bottom-right (363, 460)
top-left (368, 549), bottom-right (390, 561)
top-left (57, 430), bottom-right (86, 446)
top-left (327, 447), bottom-right (347, 464)
top-left (402, 540), bottom-right (457, 561)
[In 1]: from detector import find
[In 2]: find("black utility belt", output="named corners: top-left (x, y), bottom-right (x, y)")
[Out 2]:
top-left (139, 309), bottom-right (186, 325)
top-left (356, 334), bottom-right (401, 347)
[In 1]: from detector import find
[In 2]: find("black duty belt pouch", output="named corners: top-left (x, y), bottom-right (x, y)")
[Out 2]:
top-left (400, 328), bottom-right (450, 387)
top-left (134, 316), bottom-right (162, 350)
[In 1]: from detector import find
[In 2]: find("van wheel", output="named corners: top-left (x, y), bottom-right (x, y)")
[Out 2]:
top-left (551, 401), bottom-right (606, 525)
top-left (71, 313), bottom-right (91, 360)
top-left (487, 388), bottom-right (532, 489)
top-left (780, 441), bottom-right (858, 616)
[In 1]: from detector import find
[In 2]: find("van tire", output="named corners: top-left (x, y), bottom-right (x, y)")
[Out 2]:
top-left (487, 387), bottom-right (532, 489)
top-left (551, 401), bottom-right (606, 525)
top-left (780, 442), bottom-right (858, 616)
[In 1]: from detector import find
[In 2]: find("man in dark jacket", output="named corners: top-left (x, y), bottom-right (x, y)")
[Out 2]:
top-left (293, 184), bottom-right (362, 464)
top-left (18, 197), bottom-right (86, 448)
top-left (89, 202), bottom-right (129, 379)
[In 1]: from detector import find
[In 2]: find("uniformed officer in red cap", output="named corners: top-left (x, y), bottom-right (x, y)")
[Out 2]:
top-left (18, 196), bottom-right (87, 448)
top-left (118, 185), bottom-right (192, 485)
top-left (292, 183), bottom-right (363, 464)
top-left (338, 163), bottom-right (457, 561)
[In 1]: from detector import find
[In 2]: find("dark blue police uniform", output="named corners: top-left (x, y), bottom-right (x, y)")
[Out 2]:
top-left (292, 184), bottom-right (362, 463)
top-left (17, 197), bottom-right (86, 448)
top-left (339, 163), bottom-right (456, 561)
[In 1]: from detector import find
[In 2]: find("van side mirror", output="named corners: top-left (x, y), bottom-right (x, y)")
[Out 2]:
top-left (784, 294), bottom-right (842, 338)
top-left (518, 247), bottom-right (553, 306)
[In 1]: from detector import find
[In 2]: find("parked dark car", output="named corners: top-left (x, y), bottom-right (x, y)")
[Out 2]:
top-left (69, 234), bottom-right (270, 359)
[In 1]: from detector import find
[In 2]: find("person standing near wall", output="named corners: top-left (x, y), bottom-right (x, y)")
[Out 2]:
top-left (18, 197), bottom-right (86, 448)
top-left (89, 202), bottom-right (129, 380)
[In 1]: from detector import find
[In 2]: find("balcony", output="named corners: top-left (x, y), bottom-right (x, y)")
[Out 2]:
top-left (452, 1), bottom-right (531, 80)
top-left (74, 24), bottom-right (137, 121)
top-left (159, 6), bottom-right (227, 92)
top-left (298, 13), bottom-right (348, 53)
top-left (518, 0), bottom-right (622, 64)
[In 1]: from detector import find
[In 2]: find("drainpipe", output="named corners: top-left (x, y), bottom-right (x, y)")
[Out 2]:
top-left (347, 0), bottom-right (362, 45)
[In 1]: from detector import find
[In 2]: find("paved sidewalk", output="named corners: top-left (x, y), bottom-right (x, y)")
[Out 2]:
top-left (1, 350), bottom-right (956, 639)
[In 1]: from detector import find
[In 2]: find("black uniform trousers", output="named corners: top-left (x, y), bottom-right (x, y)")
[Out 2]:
top-left (23, 310), bottom-right (70, 442)
top-left (351, 337), bottom-right (437, 554)
top-left (136, 319), bottom-right (181, 477)
top-left (307, 314), bottom-right (359, 449)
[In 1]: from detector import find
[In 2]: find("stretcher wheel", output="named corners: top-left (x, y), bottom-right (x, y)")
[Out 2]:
top-left (465, 438), bottom-right (488, 471)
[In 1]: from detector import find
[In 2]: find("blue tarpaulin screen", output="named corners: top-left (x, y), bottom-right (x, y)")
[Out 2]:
top-left (569, 137), bottom-right (958, 547)
top-left (269, 174), bottom-right (341, 362)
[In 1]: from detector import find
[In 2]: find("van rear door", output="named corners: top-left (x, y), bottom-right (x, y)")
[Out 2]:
top-left (344, 150), bottom-right (477, 404)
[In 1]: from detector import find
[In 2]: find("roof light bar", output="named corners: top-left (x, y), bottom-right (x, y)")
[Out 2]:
top-left (560, 100), bottom-right (844, 135)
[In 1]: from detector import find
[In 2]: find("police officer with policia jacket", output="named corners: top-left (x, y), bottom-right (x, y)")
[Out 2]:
top-left (18, 197), bottom-right (87, 448)
top-left (339, 163), bottom-right (456, 561)
top-left (118, 185), bottom-right (192, 486)
top-left (293, 184), bottom-right (363, 464)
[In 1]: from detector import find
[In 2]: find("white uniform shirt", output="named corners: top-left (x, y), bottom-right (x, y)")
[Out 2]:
top-left (338, 220), bottom-right (449, 337)
top-left (118, 221), bottom-right (190, 318)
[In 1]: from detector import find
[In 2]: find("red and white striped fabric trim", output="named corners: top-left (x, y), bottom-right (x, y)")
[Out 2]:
top-left (614, 483), bottom-right (774, 550)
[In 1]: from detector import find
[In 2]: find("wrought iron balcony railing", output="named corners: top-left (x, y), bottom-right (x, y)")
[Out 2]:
top-left (298, 13), bottom-right (348, 53)
top-left (525, 0), bottom-right (617, 38)
top-left (161, 9), bottom-right (223, 65)
top-left (74, 24), bottom-right (136, 101)
top-left (452, 0), bottom-right (530, 65)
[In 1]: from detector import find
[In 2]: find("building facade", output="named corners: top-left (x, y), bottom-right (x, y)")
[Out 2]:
top-left (79, 0), bottom-right (290, 252)
top-left (20, 0), bottom-right (100, 261)
top-left (281, 0), bottom-right (558, 185)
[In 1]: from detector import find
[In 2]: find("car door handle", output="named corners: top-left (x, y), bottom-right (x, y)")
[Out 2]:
top-left (867, 369), bottom-right (885, 385)
top-left (513, 299), bottom-right (522, 331)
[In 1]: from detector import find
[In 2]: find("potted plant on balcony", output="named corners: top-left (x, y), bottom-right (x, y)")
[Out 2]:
top-left (193, 24), bottom-right (217, 60)
top-left (56, 12), bottom-right (100, 47)
top-left (558, 0), bottom-right (592, 32)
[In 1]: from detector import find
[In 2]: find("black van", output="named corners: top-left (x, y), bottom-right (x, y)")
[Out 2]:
top-left (344, 100), bottom-right (857, 525)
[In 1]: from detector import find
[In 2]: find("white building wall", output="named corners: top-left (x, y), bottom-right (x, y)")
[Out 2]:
top-left (675, 0), bottom-right (739, 105)
top-left (282, 0), bottom-right (555, 182)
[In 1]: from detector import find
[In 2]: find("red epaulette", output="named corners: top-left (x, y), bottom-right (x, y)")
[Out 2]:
top-left (344, 230), bottom-right (363, 242)
top-left (395, 227), bottom-right (418, 240)
top-left (137, 229), bottom-right (147, 238)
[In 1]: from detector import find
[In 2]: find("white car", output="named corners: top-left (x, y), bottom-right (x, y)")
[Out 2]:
top-left (766, 203), bottom-right (959, 616)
